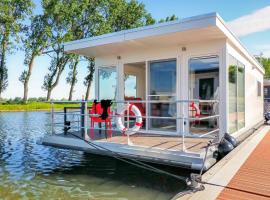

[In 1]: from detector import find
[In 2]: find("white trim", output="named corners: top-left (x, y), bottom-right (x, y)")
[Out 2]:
top-left (220, 44), bottom-right (228, 140)
top-left (64, 12), bottom-right (217, 48)
top-left (64, 13), bottom-right (263, 74)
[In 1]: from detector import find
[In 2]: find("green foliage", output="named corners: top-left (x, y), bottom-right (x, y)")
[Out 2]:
top-left (257, 57), bottom-right (270, 78)
top-left (41, 0), bottom-right (155, 100)
top-left (66, 56), bottom-right (79, 85)
top-left (0, 0), bottom-right (34, 97)
top-left (66, 55), bottom-right (79, 100)
top-left (229, 65), bottom-right (237, 83)
top-left (158, 14), bottom-right (178, 23)
top-left (0, 101), bottom-right (80, 111)
top-left (19, 15), bottom-right (51, 84)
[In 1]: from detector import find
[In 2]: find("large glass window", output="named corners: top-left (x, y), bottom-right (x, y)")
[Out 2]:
top-left (228, 55), bottom-right (245, 133)
top-left (149, 59), bottom-right (176, 131)
top-left (189, 56), bottom-right (219, 134)
top-left (98, 67), bottom-right (117, 100)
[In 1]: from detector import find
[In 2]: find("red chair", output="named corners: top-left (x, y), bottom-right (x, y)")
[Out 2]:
top-left (89, 102), bottom-right (112, 139)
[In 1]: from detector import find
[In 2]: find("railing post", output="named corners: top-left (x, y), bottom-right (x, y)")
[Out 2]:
top-left (64, 107), bottom-right (67, 134)
top-left (127, 101), bottom-right (133, 145)
top-left (80, 101), bottom-right (85, 138)
top-left (84, 101), bottom-right (90, 141)
top-left (182, 102), bottom-right (186, 152)
top-left (51, 102), bottom-right (54, 134)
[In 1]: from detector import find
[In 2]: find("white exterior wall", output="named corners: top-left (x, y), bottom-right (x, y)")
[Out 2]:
top-left (227, 42), bottom-right (264, 138)
top-left (94, 39), bottom-right (227, 138)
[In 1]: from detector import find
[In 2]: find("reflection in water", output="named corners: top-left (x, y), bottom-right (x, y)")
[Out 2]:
top-left (0, 112), bottom-right (188, 200)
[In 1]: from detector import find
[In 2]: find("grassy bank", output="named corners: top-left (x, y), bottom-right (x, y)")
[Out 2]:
top-left (0, 102), bottom-right (81, 111)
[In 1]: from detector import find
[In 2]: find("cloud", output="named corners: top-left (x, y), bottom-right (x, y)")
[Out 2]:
top-left (228, 6), bottom-right (270, 37)
top-left (255, 44), bottom-right (270, 57)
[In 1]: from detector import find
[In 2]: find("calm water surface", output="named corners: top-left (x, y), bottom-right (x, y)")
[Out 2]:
top-left (0, 112), bottom-right (188, 200)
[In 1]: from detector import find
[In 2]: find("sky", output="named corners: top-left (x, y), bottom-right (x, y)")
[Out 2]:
top-left (4, 0), bottom-right (270, 100)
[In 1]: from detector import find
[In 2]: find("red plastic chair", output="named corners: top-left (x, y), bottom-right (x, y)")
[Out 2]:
top-left (89, 102), bottom-right (112, 139)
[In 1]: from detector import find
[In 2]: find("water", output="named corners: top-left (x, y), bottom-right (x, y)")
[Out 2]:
top-left (0, 112), bottom-right (188, 200)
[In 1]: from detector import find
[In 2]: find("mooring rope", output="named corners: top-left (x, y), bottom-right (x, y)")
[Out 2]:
top-left (69, 132), bottom-right (190, 183)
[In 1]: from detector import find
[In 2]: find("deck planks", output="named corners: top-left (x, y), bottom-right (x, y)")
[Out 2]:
top-left (98, 134), bottom-right (209, 152)
top-left (217, 132), bottom-right (270, 200)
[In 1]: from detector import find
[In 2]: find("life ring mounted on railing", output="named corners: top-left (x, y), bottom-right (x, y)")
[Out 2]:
top-left (116, 103), bottom-right (143, 136)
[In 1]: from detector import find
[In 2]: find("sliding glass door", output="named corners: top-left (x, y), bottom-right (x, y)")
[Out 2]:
top-left (148, 59), bottom-right (177, 131)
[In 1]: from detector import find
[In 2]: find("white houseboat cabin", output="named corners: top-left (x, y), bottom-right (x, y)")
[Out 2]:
top-left (40, 13), bottom-right (264, 171)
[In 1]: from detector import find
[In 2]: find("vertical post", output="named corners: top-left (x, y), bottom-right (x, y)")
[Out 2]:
top-left (51, 102), bottom-right (54, 134)
top-left (64, 107), bottom-right (67, 134)
top-left (84, 101), bottom-right (90, 141)
top-left (81, 101), bottom-right (85, 138)
top-left (182, 102), bottom-right (186, 152)
top-left (219, 44), bottom-right (228, 142)
top-left (127, 101), bottom-right (133, 145)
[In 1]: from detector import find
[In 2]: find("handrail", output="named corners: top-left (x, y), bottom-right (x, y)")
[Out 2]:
top-left (48, 99), bottom-right (220, 153)
top-left (48, 99), bottom-right (219, 104)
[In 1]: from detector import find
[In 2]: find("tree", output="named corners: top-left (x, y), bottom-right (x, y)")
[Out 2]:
top-left (66, 55), bottom-right (79, 100)
top-left (257, 57), bottom-right (270, 78)
top-left (41, 0), bottom-right (75, 100)
top-left (19, 15), bottom-right (51, 102)
top-left (0, 0), bottom-right (34, 99)
top-left (42, 44), bottom-right (70, 101)
top-left (81, 0), bottom-right (156, 100)
top-left (158, 14), bottom-right (178, 23)
top-left (41, 0), bottom-right (155, 101)
top-left (84, 58), bottom-right (95, 101)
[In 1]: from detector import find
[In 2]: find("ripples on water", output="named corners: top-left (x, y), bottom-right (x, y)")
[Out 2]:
top-left (0, 112), bottom-right (188, 200)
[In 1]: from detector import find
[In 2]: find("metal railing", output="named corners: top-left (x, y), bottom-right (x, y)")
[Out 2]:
top-left (47, 99), bottom-right (220, 152)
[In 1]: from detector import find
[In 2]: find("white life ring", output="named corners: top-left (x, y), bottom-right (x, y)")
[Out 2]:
top-left (116, 103), bottom-right (143, 136)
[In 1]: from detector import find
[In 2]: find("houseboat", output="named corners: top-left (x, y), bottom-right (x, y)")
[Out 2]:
top-left (40, 13), bottom-right (264, 171)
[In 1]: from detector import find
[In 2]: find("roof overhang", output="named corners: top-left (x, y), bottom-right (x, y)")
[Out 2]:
top-left (64, 12), bottom-right (263, 73)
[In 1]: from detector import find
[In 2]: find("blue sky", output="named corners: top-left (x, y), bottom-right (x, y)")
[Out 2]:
top-left (4, 0), bottom-right (270, 99)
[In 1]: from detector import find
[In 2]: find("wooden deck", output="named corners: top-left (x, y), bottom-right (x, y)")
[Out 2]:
top-left (217, 131), bottom-right (270, 200)
top-left (41, 128), bottom-right (218, 170)
top-left (99, 135), bottom-right (209, 152)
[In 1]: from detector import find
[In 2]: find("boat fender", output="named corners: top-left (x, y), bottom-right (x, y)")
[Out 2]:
top-left (224, 133), bottom-right (238, 148)
top-left (217, 138), bottom-right (234, 159)
top-left (265, 112), bottom-right (270, 124)
top-left (116, 103), bottom-right (143, 136)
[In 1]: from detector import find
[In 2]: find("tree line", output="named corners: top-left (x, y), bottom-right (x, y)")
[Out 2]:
top-left (0, 0), bottom-right (177, 103)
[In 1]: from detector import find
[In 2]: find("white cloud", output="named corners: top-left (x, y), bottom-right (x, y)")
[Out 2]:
top-left (228, 6), bottom-right (270, 37)
top-left (254, 44), bottom-right (270, 57)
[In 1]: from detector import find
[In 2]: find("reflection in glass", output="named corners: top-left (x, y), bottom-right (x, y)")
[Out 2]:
top-left (124, 75), bottom-right (137, 98)
top-left (237, 63), bottom-right (245, 129)
top-left (228, 55), bottom-right (245, 133)
top-left (98, 67), bottom-right (117, 100)
top-left (150, 60), bottom-right (176, 95)
top-left (149, 60), bottom-right (176, 131)
top-left (228, 56), bottom-right (237, 133)
top-left (189, 56), bottom-right (219, 134)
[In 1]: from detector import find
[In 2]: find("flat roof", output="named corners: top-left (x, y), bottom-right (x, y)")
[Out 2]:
top-left (64, 12), bottom-right (263, 73)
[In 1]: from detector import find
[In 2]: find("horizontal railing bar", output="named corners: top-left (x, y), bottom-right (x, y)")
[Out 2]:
top-left (197, 129), bottom-right (219, 138)
top-left (47, 123), bottom-right (219, 138)
top-left (48, 99), bottom-right (219, 104)
top-left (51, 112), bottom-right (220, 120)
